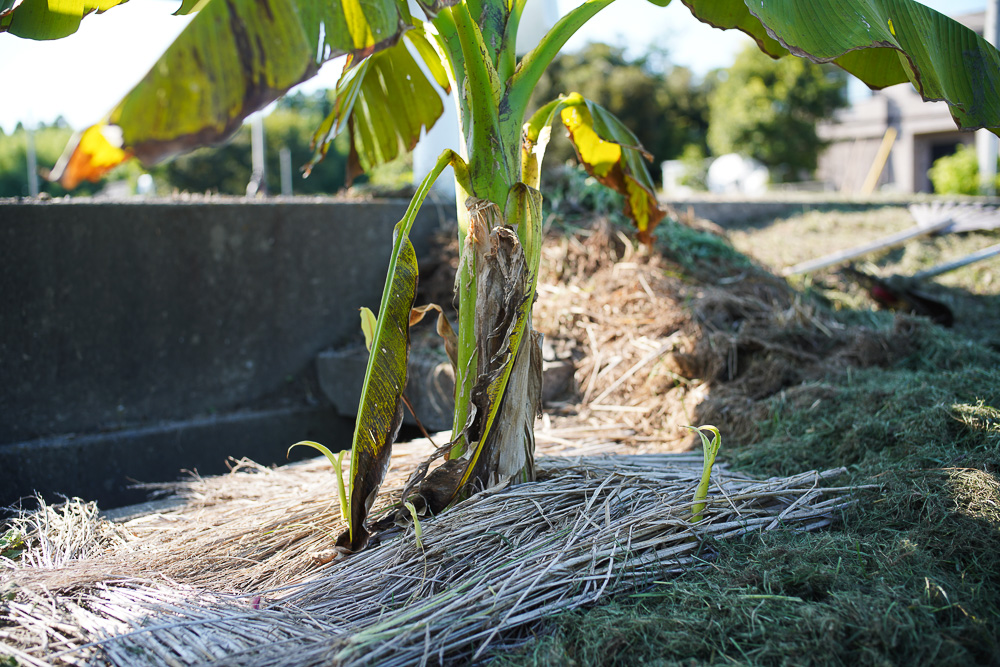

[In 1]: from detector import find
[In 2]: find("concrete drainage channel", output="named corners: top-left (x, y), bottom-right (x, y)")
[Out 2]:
top-left (0, 197), bottom-right (450, 513)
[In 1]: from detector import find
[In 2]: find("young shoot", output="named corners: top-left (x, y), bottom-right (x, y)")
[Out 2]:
top-left (288, 441), bottom-right (350, 522)
top-left (685, 425), bottom-right (722, 523)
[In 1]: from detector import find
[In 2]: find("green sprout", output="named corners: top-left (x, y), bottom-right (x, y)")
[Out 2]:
top-left (684, 425), bottom-right (722, 523)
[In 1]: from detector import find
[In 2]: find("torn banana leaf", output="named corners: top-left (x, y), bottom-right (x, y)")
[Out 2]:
top-left (681, 0), bottom-right (1000, 131)
top-left (307, 28), bottom-right (449, 180)
top-left (49, 0), bottom-right (413, 188)
top-left (338, 220), bottom-right (419, 553)
top-left (559, 94), bottom-right (666, 242)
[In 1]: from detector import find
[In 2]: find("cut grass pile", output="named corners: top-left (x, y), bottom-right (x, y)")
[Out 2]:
top-left (727, 206), bottom-right (1000, 347)
top-left (501, 210), bottom-right (1000, 666)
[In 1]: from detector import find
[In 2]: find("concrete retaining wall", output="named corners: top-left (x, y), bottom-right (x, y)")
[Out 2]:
top-left (1, 197), bottom-right (447, 511)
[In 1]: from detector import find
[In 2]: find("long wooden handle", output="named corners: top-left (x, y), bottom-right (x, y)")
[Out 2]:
top-left (782, 218), bottom-right (952, 276)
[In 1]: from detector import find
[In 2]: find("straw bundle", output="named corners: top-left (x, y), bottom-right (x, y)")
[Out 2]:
top-left (1, 445), bottom-right (855, 666)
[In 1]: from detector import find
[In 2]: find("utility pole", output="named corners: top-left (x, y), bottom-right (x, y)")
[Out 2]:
top-left (977, 0), bottom-right (999, 195)
top-left (279, 147), bottom-right (293, 196)
top-left (247, 113), bottom-right (267, 197)
top-left (25, 125), bottom-right (39, 197)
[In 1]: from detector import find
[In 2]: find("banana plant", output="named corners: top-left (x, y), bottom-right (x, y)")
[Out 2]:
top-left (7, 0), bottom-right (1000, 551)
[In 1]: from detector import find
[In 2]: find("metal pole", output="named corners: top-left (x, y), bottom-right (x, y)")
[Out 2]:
top-left (977, 0), bottom-right (999, 195)
top-left (782, 218), bottom-right (952, 276)
top-left (25, 126), bottom-right (39, 197)
top-left (247, 114), bottom-right (266, 197)
top-left (279, 147), bottom-right (293, 196)
top-left (912, 243), bottom-right (1000, 281)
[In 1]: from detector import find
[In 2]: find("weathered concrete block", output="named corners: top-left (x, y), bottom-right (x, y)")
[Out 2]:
top-left (0, 197), bottom-right (452, 510)
top-left (317, 346), bottom-right (456, 433)
top-left (0, 198), bottom-right (443, 444)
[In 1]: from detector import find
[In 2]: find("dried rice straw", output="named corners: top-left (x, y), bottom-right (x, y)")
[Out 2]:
top-left (2, 445), bottom-right (858, 666)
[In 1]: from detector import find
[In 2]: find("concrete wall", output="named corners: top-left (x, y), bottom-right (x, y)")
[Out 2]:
top-left (1, 197), bottom-right (447, 510)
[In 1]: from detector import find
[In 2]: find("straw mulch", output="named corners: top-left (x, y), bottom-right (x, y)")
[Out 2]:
top-left (531, 217), bottom-right (918, 451)
top-left (1, 436), bottom-right (855, 666)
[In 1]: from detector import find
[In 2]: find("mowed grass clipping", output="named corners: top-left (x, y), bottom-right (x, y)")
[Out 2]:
top-left (501, 212), bottom-right (1000, 666)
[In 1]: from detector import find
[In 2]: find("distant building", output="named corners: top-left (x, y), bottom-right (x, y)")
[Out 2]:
top-left (817, 11), bottom-right (985, 194)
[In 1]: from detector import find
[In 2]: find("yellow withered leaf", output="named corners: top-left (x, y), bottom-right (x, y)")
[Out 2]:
top-left (50, 124), bottom-right (130, 190)
top-left (558, 95), bottom-right (666, 242)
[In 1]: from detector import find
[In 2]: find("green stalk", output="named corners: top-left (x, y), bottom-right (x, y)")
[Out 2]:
top-left (449, 211), bottom-right (478, 459)
top-left (496, 0), bottom-right (522, 82)
top-left (431, 8), bottom-right (470, 131)
top-left (451, 3), bottom-right (512, 203)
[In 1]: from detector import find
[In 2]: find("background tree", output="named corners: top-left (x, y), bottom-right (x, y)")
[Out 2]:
top-left (158, 91), bottom-right (350, 195)
top-left (0, 120), bottom-right (103, 197)
top-left (708, 43), bottom-right (847, 182)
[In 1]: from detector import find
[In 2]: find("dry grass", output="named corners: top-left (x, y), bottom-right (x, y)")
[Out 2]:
top-left (1, 442), bottom-right (853, 666)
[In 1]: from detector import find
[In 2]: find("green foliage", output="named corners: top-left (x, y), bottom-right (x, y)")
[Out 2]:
top-left (0, 528), bottom-right (24, 560)
top-left (653, 217), bottom-right (754, 275)
top-left (542, 164), bottom-right (625, 219)
top-left (530, 43), bottom-right (712, 178)
top-left (158, 91), bottom-right (350, 195)
top-left (686, 425), bottom-right (721, 522)
top-left (928, 143), bottom-right (999, 195)
top-left (0, 121), bottom-right (102, 197)
top-left (708, 44), bottom-right (847, 181)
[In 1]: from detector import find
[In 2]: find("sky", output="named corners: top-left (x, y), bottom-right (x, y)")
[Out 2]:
top-left (0, 0), bottom-right (988, 133)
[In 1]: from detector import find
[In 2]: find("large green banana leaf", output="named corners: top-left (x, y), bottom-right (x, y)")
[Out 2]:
top-left (684, 0), bottom-right (1000, 131)
top-left (306, 28), bottom-right (450, 180)
top-left (48, 0), bottom-right (412, 187)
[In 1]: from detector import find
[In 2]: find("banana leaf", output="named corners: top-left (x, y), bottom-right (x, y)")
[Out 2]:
top-left (48, 0), bottom-right (413, 187)
top-left (558, 94), bottom-right (666, 242)
top-left (1, 0), bottom-right (128, 39)
top-left (338, 220), bottom-right (419, 552)
top-left (307, 30), bottom-right (449, 181)
top-left (683, 0), bottom-right (1000, 132)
